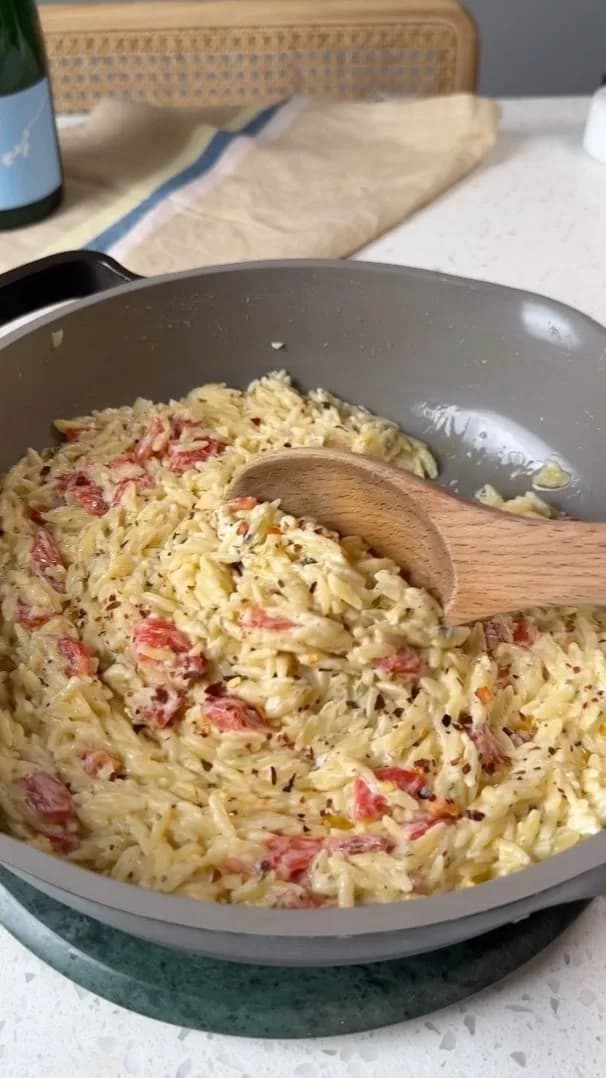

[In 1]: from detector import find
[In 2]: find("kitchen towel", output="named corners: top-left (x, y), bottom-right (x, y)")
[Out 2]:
top-left (1, 93), bottom-right (499, 275)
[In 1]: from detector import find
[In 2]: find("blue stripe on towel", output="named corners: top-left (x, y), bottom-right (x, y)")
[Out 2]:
top-left (84, 101), bottom-right (284, 253)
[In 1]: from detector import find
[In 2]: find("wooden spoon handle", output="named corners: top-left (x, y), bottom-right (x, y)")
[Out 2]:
top-left (363, 461), bottom-right (606, 621)
top-left (439, 512), bottom-right (606, 623)
top-left (362, 459), bottom-right (606, 621)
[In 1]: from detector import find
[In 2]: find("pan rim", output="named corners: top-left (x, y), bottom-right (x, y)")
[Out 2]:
top-left (1, 257), bottom-right (605, 941)
top-left (1, 256), bottom-right (606, 354)
top-left (1, 829), bottom-right (604, 938)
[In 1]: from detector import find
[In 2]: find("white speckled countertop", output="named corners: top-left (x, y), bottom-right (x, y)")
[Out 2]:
top-left (2, 96), bottom-right (606, 1078)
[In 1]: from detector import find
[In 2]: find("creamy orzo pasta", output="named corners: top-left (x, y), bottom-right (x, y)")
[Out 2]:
top-left (0, 372), bottom-right (605, 909)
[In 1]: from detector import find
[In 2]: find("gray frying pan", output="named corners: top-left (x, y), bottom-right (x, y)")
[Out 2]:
top-left (0, 251), bottom-right (604, 967)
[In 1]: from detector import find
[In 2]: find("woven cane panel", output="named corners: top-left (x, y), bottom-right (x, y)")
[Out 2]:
top-left (42, 5), bottom-right (477, 113)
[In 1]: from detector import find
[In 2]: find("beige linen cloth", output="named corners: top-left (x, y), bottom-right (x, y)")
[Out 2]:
top-left (1, 94), bottom-right (499, 275)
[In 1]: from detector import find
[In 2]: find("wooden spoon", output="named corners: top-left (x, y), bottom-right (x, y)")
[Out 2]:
top-left (229, 448), bottom-right (606, 625)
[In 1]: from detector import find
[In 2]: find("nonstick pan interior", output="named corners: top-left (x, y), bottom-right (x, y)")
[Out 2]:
top-left (0, 255), bottom-right (605, 965)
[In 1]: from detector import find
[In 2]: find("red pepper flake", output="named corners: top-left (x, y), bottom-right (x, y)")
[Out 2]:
top-left (205, 682), bottom-right (226, 699)
top-left (413, 758), bottom-right (432, 772)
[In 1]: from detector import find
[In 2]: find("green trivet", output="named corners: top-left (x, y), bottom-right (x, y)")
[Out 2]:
top-left (0, 869), bottom-right (587, 1038)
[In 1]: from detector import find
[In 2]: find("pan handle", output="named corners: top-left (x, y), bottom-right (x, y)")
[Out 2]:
top-left (0, 250), bottom-right (141, 326)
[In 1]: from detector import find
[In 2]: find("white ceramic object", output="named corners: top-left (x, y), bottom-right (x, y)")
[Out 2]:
top-left (583, 84), bottom-right (606, 162)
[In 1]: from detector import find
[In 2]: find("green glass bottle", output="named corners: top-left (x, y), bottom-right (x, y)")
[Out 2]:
top-left (0, 0), bottom-right (63, 229)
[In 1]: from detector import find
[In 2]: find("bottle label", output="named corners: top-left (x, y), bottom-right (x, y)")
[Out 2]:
top-left (0, 78), bottom-right (62, 211)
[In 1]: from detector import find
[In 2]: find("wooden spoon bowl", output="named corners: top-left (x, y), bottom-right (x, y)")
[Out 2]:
top-left (230, 448), bottom-right (606, 624)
